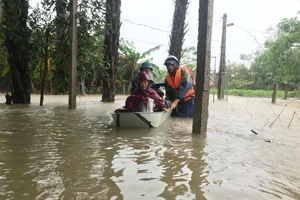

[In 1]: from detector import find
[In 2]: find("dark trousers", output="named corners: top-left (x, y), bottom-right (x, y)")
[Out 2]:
top-left (172, 98), bottom-right (194, 118)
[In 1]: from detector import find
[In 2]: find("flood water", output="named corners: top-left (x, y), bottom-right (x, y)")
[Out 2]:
top-left (0, 94), bottom-right (299, 200)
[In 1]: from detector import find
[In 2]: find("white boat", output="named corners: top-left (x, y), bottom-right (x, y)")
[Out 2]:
top-left (111, 110), bottom-right (172, 128)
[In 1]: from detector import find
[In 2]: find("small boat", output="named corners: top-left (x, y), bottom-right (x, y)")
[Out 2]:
top-left (111, 110), bottom-right (172, 128)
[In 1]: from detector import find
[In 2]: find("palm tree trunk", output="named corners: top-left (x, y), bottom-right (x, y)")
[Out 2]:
top-left (169, 0), bottom-right (189, 62)
top-left (102, 0), bottom-right (121, 102)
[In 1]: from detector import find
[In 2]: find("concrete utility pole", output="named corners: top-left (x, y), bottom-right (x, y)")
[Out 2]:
top-left (192, 0), bottom-right (214, 134)
top-left (211, 56), bottom-right (217, 103)
top-left (69, 0), bottom-right (78, 109)
top-left (217, 13), bottom-right (227, 100)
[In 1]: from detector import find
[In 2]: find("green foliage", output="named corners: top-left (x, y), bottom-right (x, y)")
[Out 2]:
top-left (1, 66), bottom-right (9, 77)
top-left (118, 38), bottom-right (162, 92)
top-left (277, 17), bottom-right (300, 35)
top-left (151, 65), bottom-right (167, 83)
top-left (240, 53), bottom-right (253, 62)
top-left (210, 88), bottom-right (299, 98)
top-left (229, 79), bottom-right (253, 90)
top-left (243, 17), bottom-right (300, 96)
top-left (227, 62), bottom-right (255, 89)
top-left (28, 1), bottom-right (56, 92)
top-left (210, 89), bottom-right (291, 98)
top-left (0, 5), bottom-right (8, 70)
top-left (288, 89), bottom-right (300, 98)
top-left (26, 0), bottom-right (106, 94)
top-left (76, 1), bottom-right (106, 93)
top-left (180, 46), bottom-right (197, 78)
top-left (228, 89), bottom-right (284, 98)
top-left (250, 17), bottom-right (300, 92)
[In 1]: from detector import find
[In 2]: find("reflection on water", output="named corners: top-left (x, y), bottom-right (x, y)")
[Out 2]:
top-left (0, 94), bottom-right (299, 200)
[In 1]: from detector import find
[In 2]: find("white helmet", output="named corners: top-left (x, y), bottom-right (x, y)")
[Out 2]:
top-left (164, 55), bottom-right (179, 65)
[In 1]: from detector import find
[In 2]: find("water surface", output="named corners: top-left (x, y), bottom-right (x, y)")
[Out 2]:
top-left (0, 94), bottom-right (299, 200)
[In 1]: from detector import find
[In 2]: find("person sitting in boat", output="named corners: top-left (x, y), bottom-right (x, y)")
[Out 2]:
top-left (115, 72), bottom-right (168, 113)
top-left (131, 61), bottom-right (164, 98)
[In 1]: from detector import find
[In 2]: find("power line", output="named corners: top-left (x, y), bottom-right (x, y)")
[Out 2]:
top-left (121, 17), bottom-right (198, 38)
top-left (233, 25), bottom-right (265, 33)
top-left (232, 26), bottom-right (265, 50)
top-left (185, 17), bottom-right (222, 47)
top-left (212, 17), bottom-right (223, 32)
top-left (121, 16), bottom-right (226, 46)
top-left (121, 36), bottom-right (166, 46)
top-left (121, 17), bottom-right (170, 33)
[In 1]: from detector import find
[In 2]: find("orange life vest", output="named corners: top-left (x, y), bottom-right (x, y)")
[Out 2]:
top-left (166, 66), bottom-right (195, 102)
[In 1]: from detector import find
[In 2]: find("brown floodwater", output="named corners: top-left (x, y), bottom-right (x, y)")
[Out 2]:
top-left (0, 94), bottom-right (299, 200)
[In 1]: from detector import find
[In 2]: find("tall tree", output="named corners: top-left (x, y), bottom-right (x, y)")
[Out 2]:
top-left (102, 0), bottom-right (121, 102)
top-left (1, 0), bottom-right (31, 103)
top-left (0, 2), bottom-right (10, 93)
top-left (76, 0), bottom-right (106, 95)
top-left (29, 1), bottom-right (56, 105)
top-left (250, 17), bottom-right (300, 102)
top-left (169, 0), bottom-right (189, 62)
top-left (53, 0), bottom-right (69, 94)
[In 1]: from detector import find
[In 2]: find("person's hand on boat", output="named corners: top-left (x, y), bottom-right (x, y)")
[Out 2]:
top-left (170, 99), bottom-right (180, 110)
top-left (163, 107), bottom-right (169, 112)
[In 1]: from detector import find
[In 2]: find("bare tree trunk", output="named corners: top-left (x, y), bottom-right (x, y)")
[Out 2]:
top-left (169, 0), bottom-right (189, 62)
top-left (2, 0), bottom-right (31, 103)
top-left (126, 69), bottom-right (134, 94)
top-left (40, 27), bottom-right (51, 106)
top-left (31, 80), bottom-right (36, 94)
top-left (102, 0), bottom-right (121, 102)
top-left (271, 82), bottom-right (278, 104)
top-left (48, 60), bottom-right (53, 94)
top-left (283, 83), bottom-right (288, 99)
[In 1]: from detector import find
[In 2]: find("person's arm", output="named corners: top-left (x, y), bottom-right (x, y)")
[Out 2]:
top-left (170, 99), bottom-right (180, 110)
top-left (149, 81), bottom-right (157, 90)
top-left (155, 82), bottom-right (166, 87)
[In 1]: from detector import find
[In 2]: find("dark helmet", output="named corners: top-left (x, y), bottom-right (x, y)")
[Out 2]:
top-left (164, 55), bottom-right (179, 66)
top-left (139, 61), bottom-right (153, 71)
top-left (138, 71), bottom-right (152, 84)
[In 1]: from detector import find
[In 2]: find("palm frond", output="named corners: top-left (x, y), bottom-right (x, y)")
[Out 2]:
top-left (140, 45), bottom-right (162, 58)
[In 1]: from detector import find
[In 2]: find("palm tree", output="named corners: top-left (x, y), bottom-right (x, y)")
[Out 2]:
top-left (169, 0), bottom-right (189, 62)
top-left (118, 39), bottom-right (161, 93)
top-left (102, 0), bottom-right (121, 102)
top-left (151, 64), bottom-right (167, 83)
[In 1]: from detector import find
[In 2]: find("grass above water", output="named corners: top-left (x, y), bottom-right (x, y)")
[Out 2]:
top-left (210, 89), bottom-right (300, 98)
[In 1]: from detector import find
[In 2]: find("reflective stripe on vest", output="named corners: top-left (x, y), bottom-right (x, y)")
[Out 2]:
top-left (166, 67), bottom-right (195, 102)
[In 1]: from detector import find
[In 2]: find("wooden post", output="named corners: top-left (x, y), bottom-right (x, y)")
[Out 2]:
top-left (192, 0), bottom-right (214, 134)
top-left (69, 0), bottom-right (77, 109)
top-left (217, 13), bottom-right (227, 100)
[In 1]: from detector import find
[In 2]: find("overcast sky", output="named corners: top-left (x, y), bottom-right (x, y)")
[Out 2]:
top-left (121, 0), bottom-right (299, 69)
top-left (30, 0), bottom-right (300, 69)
